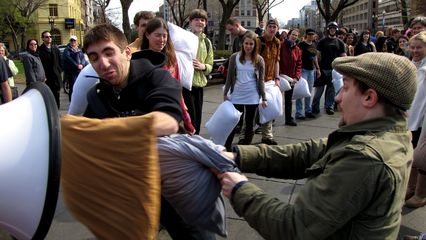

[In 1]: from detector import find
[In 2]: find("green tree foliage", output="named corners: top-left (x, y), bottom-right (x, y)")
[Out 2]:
top-left (0, 0), bottom-right (49, 52)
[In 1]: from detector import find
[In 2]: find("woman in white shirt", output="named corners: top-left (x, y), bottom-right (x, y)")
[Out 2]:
top-left (223, 31), bottom-right (267, 150)
top-left (405, 31), bottom-right (426, 208)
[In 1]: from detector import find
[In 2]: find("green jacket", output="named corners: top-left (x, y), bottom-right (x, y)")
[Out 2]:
top-left (234, 116), bottom-right (412, 240)
top-left (223, 52), bottom-right (266, 101)
top-left (192, 33), bottom-right (214, 88)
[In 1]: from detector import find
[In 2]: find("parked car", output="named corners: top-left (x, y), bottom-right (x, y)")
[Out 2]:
top-left (58, 44), bottom-right (67, 55)
top-left (208, 58), bottom-right (227, 81)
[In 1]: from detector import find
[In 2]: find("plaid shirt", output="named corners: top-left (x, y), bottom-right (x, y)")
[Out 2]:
top-left (258, 36), bottom-right (281, 81)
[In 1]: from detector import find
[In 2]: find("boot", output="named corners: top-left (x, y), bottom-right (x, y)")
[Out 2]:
top-left (405, 172), bottom-right (426, 208)
top-left (238, 131), bottom-right (254, 145)
top-left (406, 168), bottom-right (418, 200)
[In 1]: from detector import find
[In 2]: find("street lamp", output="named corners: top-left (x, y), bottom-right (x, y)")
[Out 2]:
top-left (48, 16), bottom-right (55, 30)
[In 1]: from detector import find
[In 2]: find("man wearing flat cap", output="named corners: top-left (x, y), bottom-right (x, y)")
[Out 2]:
top-left (216, 52), bottom-right (417, 239)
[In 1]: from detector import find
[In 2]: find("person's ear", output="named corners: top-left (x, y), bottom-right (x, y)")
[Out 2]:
top-left (125, 46), bottom-right (132, 60)
top-left (363, 89), bottom-right (379, 108)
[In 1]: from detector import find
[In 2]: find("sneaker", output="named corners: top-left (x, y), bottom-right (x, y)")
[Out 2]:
top-left (295, 116), bottom-right (306, 120)
top-left (261, 138), bottom-right (278, 145)
top-left (306, 112), bottom-right (316, 118)
top-left (326, 109), bottom-right (335, 115)
top-left (285, 120), bottom-right (298, 126)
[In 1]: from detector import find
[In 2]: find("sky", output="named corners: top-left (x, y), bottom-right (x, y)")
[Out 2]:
top-left (108, 0), bottom-right (313, 25)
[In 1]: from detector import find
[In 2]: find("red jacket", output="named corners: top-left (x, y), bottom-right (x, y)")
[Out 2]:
top-left (279, 40), bottom-right (302, 79)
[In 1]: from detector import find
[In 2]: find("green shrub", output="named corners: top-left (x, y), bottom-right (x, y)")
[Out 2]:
top-left (214, 50), bottom-right (232, 59)
top-left (13, 60), bottom-right (25, 84)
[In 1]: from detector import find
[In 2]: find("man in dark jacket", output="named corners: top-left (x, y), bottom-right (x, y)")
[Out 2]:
top-left (63, 35), bottom-right (88, 101)
top-left (217, 53), bottom-right (417, 240)
top-left (39, 30), bottom-right (62, 108)
top-left (83, 24), bottom-right (216, 240)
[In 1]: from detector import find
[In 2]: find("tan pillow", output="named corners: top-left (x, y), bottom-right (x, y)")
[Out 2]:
top-left (60, 114), bottom-right (160, 240)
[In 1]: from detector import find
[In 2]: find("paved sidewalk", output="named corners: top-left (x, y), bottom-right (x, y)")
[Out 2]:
top-left (1, 83), bottom-right (425, 240)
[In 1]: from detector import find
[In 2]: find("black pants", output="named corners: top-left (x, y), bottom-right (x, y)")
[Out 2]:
top-left (284, 86), bottom-right (294, 122)
top-left (182, 87), bottom-right (204, 135)
top-left (65, 72), bottom-right (78, 102)
top-left (160, 197), bottom-right (216, 240)
top-left (225, 104), bottom-right (258, 151)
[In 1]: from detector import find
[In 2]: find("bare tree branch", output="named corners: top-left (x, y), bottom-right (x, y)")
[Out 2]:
top-left (316, 0), bottom-right (357, 24)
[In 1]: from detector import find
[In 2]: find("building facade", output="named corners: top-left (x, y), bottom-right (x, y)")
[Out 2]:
top-left (4, 0), bottom-right (89, 52)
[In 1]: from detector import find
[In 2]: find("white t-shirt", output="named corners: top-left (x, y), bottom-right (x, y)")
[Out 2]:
top-left (230, 53), bottom-right (260, 105)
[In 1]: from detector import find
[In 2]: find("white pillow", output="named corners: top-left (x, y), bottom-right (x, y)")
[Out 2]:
top-left (292, 77), bottom-right (311, 100)
top-left (205, 101), bottom-right (242, 145)
top-left (259, 81), bottom-right (283, 124)
top-left (168, 22), bottom-right (198, 90)
top-left (279, 74), bottom-right (292, 92)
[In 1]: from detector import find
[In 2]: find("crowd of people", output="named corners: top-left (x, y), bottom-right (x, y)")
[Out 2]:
top-left (1, 9), bottom-right (426, 240)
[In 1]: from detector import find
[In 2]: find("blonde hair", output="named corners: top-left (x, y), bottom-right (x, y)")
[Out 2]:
top-left (409, 31), bottom-right (426, 45)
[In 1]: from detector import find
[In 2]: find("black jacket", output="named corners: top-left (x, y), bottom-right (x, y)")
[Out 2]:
top-left (38, 44), bottom-right (63, 90)
top-left (84, 50), bottom-right (183, 123)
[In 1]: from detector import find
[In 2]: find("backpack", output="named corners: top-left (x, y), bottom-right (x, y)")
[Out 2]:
top-left (204, 37), bottom-right (212, 53)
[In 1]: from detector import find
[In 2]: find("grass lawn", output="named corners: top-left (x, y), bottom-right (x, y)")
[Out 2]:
top-left (13, 60), bottom-right (25, 84)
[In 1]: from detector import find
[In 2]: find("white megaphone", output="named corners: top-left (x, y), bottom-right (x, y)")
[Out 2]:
top-left (0, 82), bottom-right (60, 240)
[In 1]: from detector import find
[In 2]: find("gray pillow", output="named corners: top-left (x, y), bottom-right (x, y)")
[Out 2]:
top-left (157, 134), bottom-right (239, 237)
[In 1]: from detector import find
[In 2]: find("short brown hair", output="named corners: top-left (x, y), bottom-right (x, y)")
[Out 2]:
top-left (84, 24), bottom-right (128, 52)
top-left (189, 9), bottom-right (208, 21)
top-left (133, 11), bottom-right (155, 26)
top-left (226, 17), bottom-right (240, 26)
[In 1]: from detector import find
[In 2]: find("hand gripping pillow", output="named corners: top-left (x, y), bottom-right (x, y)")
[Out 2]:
top-left (60, 114), bottom-right (160, 240)
top-left (205, 100), bottom-right (242, 145)
top-left (157, 134), bottom-right (238, 237)
top-left (259, 81), bottom-right (283, 124)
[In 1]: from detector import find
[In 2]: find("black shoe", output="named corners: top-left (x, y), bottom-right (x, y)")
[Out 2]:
top-left (261, 138), bottom-right (278, 145)
top-left (312, 109), bottom-right (320, 115)
top-left (296, 116), bottom-right (306, 120)
top-left (306, 112), bottom-right (316, 118)
top-left (285, 121), bottom-right (298, 126)
top-left (254, 126), bottom-right (262, 134)
top-left (326, 109), bottom-right (335, 115)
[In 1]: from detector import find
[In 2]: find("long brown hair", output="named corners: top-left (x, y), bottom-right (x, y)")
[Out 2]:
top-left (239, 31), bottom-right (259, 65)
top-left (141, 18), bottom-right (177, 67)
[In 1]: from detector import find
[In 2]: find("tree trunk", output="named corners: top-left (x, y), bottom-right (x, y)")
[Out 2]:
top-left (400, 0), bottom-right (408, 28)
top-left (120, 0), bottom-right (133, 41)
top-left (217, 0), bottom-right (241, 50)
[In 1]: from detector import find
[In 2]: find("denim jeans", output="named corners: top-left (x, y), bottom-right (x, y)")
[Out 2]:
top-left (312, 70), bottom-right (335, 113)
top-left (296, 69), bottom-right (315, 117)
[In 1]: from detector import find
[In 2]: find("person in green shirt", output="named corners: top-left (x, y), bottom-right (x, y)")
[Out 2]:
top-left (182, 9), bottom-right (214, 135)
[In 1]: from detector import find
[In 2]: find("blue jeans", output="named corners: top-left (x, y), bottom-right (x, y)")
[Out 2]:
top-left (312, 70), bottom-right (335, 113)
top-left (296, 69), bottom-right (315, 117)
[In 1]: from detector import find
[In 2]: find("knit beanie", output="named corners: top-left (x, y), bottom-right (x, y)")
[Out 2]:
top-left (332, 52), bottom-right (417, 110)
